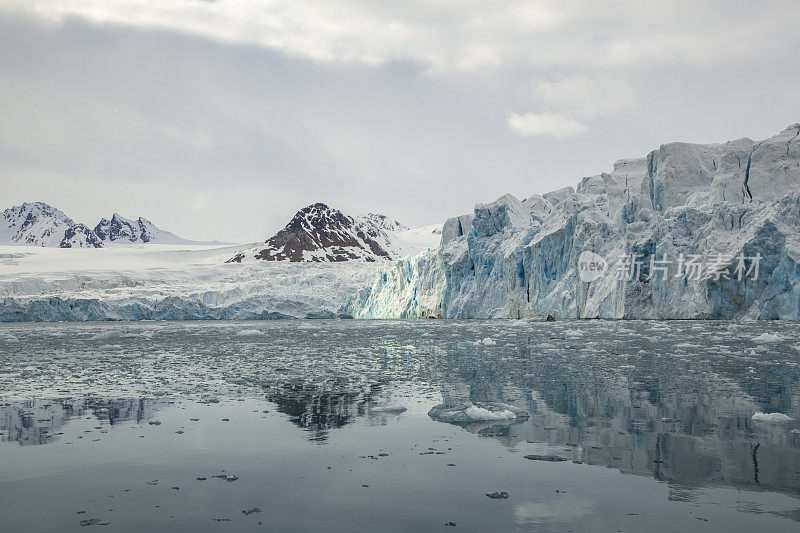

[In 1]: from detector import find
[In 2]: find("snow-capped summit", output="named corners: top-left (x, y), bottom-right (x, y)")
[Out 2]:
top-left (0, 202), bottom-right (76, 247)
top-left (93, 213), bottom-right (190, 245)
top-left (228, 203), bottom-right (400, 263)
top-left (359, 213), bottom-right (409, 233)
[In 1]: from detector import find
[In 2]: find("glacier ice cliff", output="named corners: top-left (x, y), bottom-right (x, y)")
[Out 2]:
top-left (344, 124), bottom-right (800, 319)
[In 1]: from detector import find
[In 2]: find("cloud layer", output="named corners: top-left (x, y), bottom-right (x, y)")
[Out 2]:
top-left (1, 1), bottom-right (800, 241)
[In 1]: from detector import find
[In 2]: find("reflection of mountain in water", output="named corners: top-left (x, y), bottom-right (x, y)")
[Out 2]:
top-left (265, 377), bottom-right (393, 443)
top-left (0, 398), bottom-right (165, 446)
top-left (423, 346), bottom-right (800, 500)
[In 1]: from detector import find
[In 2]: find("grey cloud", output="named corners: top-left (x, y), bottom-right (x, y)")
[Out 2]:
top-left (1, 3), bottom-right (800, 242)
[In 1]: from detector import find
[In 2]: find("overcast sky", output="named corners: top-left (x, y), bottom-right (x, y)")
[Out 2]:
top-left (2, 1), bottom-right (800, 242)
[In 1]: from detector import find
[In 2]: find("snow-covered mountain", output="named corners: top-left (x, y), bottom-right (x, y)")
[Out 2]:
top-left (228, 203), bottom-right (406, 263)
top-left (1, 202), bottom-right (219, 248)
top-left (345, 123), bottom-right (800, 320)
top-left (94, 213), bottom-right (197, 245)
top-left (0, 202), bottom-right (77, 247)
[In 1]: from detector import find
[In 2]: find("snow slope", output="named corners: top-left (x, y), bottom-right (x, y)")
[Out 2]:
top-left (345, 123), bottom-right (800, 319)
top-left (359, 213), bottom-right (409, 233)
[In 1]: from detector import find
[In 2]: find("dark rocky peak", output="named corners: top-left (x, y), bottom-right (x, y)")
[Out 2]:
top-left (228, 202), bottom-right (396, 263)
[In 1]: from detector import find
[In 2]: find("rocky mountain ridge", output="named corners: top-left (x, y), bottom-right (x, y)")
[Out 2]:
top-left (0, 202), bottom-right (212, 247)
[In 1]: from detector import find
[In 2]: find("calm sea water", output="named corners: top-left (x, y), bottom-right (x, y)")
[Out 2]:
top-left (1, 320), bottom-right (799, 532)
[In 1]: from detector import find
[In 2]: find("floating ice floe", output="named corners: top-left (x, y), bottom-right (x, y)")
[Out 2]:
top-left (752, 333), bottom-right (784, 343)
top-left (428, 402), bottom-right (529, 424)
top-left (475, 337), bottom-right (496, 346)
top-left (752, 412), bottom-right (794, 422)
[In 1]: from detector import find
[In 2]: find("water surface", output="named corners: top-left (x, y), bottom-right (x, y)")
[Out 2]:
top-left (1, 320), bottom-right (799, 532)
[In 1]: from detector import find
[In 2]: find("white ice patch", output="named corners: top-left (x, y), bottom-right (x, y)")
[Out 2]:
top-left (533, 342), bottom-right (555, 349)
top-left (564, 329), bottom-right (583, 337)
top-left (752, 333), bottom-right (784, 343)
top-left (464, 405), bottom-right (516, 421)
top-left (236, 329), bottom-right (263, 336)
top-left (369, 405), bottom-right (407, 414)
top-left (752, 412), bottom-right (794, 422)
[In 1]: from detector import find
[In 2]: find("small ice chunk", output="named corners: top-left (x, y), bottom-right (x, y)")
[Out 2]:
top-left (481, 337), bottom-right (496, 346)
top-left (752, 412), bottom-right (793, 422)
top-left (212, 473), bottom-right (239, 482)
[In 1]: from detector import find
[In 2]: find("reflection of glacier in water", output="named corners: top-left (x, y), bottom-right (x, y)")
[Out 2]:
top-left (423, 341), bottom-right (800, 499)
top-left (0, 319), bottom-right (799, 502)
top-left (0, 398), bottom-right (166, 446)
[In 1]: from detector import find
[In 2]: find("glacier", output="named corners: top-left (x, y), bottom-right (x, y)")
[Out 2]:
top-left (0, 223), bottom-right (441, 322)
top-left (344, 124), bottom-right (800, 319)
top-left (0, 245), bottom-right (383, 321)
